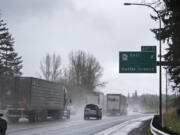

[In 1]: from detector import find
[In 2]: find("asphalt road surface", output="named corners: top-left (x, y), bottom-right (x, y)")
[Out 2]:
top-left (6, 113), bottom-right (152, 135)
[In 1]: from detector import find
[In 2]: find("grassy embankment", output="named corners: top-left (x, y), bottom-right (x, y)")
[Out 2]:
top-left (147, 96), bottom-right (180, 135)
top-left (163, 96), bottom-right (180, 134)
top-left (163, 107), bottom-right (180, 134)
top-left (147, 120), bottom-right (152, 135)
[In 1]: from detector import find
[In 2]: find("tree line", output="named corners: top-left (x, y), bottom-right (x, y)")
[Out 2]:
top-left (151, 0), bottom-right (180, 92)
top-left (128, 91), bottom-right (166, 113)
top-left (39, 51), bottom-right (105, 91)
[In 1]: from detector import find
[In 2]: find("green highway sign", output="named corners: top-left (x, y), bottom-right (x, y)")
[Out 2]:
top-left (119, 51), bottom-right (156, 73)
top-left (141, 46), bottom-right (156, 52)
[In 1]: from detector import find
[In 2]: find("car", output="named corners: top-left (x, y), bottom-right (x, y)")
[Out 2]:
top-left (0, 113), bottom-right (7, 135)
top-left (133, 107), bottom-right (138, 112)
top-left (84, 104), bottom-right (102, 120)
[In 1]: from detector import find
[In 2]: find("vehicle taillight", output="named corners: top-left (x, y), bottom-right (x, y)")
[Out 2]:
top-left (96, 108), bottom-right (98, 113)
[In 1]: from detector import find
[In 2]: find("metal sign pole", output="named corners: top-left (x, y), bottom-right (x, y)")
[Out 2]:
top-left (159, 17), bottom-right (162, 128)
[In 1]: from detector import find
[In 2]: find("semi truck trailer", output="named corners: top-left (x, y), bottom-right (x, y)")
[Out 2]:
top-left (85, 94), bottom-right (105, 109)
top-left (86, 95), bottom-right (100, 105)
top-left (106, 94), bottom-right (127, 115)
top-left (0, 77), bottom-right (70, 122)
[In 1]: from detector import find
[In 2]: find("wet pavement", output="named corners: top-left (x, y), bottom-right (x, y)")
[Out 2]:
top-left (128, 120), bottom-right (151, 135)
top-left (6, 113), bottom-right (152, 135)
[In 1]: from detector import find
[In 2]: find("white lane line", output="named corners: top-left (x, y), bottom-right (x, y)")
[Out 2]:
top-left (95, 116), bottom-right (152, 135)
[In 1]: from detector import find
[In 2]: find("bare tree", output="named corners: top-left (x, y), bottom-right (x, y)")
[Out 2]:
top-left (68, 50), bottom-right (105, 91)
top-left (51, 53), bottom-right (61, 81)
top-left (40, 54), bottom-right (51, 81)
top-left (40, 53), bottom-right (62, 81)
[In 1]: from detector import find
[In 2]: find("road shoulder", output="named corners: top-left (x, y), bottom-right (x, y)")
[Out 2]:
top-left (128, 119), bottom-right (151, 135)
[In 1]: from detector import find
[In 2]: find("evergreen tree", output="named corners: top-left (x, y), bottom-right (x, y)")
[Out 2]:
top-left (151, 0), bottom-right (180, 91)
top-left (0, 18), bottom-right (23, 77)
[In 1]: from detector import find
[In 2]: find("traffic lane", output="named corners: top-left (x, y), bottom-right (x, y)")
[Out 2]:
top-left (6, 114), bottom-right (152, 135)
top-left (6, 114), bottom-right (151, 135)
top-left (53, 114), bottom-right (153, 135)
top-left (6, 116), bottom-right (83, 134)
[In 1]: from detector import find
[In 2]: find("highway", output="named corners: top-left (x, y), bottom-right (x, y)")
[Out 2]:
top-left (6, 113), bottom-right (152, 135)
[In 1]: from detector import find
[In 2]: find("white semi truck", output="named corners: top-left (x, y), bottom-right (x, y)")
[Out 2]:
top-left (106, 94), bottom-right (127, 115)
top-left (86, 95), bottom-right (99, 105)
top-left (85, 94), bottom-right (105, 108)
top-left (0, 77), bottom-right (70, 122)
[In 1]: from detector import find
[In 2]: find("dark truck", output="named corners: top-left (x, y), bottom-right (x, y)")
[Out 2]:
top-left (0, 77), bottom-right (70, 122)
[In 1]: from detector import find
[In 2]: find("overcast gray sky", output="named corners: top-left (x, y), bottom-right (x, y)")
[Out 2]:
top-left (0, 0), bottom-right (169, 96)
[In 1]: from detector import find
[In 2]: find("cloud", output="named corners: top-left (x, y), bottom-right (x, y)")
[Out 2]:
top-left (0, 0), bottom-right (166, 95)
top-left (0, 0), bottom-right (74, 22)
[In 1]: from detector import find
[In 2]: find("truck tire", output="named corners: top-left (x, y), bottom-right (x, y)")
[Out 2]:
top-left (35, 113), bottom-right (39, 122)
top-left (28, 115), bottom-right (35, 123)
top-left (51, 110), bottom-right (61, 120)
top-left (31, 111), bottom-right (46, 122)
top-left (40, 111), bottom-right (47, 121)
top-left (66, 114), bottom-right (70, 119)
top-left (28, 117), bottom-right (34, 122)
top-left (67, 110), bottom-right (70, 119)
top-left (0, 118), bottom-right (7, 135)
top-left (28, 111), bottom-right (37, 122)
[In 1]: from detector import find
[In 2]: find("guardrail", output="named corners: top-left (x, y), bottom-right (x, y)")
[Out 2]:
top-left (150, 116), bottom-right (170, 135)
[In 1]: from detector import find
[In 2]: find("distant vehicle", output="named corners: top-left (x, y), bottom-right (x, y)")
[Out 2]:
top-left (133, 107), bottom-right (138, 112)
top-left (0, 77), bottom-right (70, 122)
top-left (86, 95), bottom-right (100, 105)
top-left (84, 104), bottom-right (102, 120)
top-left (85, 94), bottom-right (105, 111)
top-left (106, 94), bottom-right (127, 115)
top-left (0, 113), bottom-right (7, 135)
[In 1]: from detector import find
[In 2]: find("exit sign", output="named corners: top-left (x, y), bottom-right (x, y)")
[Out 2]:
top-left (119, 51), bottom-right (156, 73)
top-left (141, 46), bottom-right (156, 52)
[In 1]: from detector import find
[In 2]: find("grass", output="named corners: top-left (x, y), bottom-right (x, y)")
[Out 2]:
top-left (147, 120), bottom-right (152, 135)
top-left (163, 107), bottom-right (180, 134)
